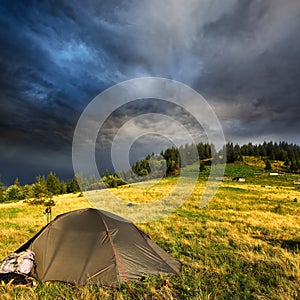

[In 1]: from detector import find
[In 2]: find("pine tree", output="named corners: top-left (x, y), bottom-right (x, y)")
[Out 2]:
top-left (14, 177), bottom-right (20, 187)
top-left (68, 176), bottom-right (80, 193)
top-left (0, 181), bottom-right (4, 203)
top-left (270, 150), bottom-right (276, 160)
top-left (290, 161), bottom-right (299, 172)
top-left (226, 143), bottom-right (235, 163)
top-left (32, 176), bottom-right (48, 199)
top-left (103, 169), bottom-right (110, 178)
top-left (265, 160), bottom-right (272, 171)
top-left (46, 172), bottom-right (61, 195)
top-left (199, 143), bottom-right (205, 159)
top-left (199, 161), bottom-right (205, 172)
top-left (284, 159), bottom-right (290, 168)
top-left (60, 181), bottom-right (67, 194)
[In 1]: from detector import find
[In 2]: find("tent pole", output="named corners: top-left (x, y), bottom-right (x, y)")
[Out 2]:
top-left (104, 225), bottom-right (136, 299)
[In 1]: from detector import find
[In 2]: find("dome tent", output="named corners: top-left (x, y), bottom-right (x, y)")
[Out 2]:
top-left (16, 208), bottom-right (180, 286)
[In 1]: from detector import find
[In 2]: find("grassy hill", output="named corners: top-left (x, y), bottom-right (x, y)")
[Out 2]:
top-left (0, 163), bottom-right (299, 299)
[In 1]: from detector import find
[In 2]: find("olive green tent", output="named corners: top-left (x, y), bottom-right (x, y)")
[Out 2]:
top-left (16, 208), bottom-right (180, 286)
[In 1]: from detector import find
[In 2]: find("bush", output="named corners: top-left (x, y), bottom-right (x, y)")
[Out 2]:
top-left (44, 199), bottom-right (55, 207)
top-left (103, 175), bottom-right (125, 188)
top-left (4, 185), bottom-right (25, 201)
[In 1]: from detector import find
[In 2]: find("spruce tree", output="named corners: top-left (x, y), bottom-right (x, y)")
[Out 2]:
top-left (265, 160), bottom-right (272, 171)
top-left (199, 161), bottom-right (205, 172)
top-left (14, 177), bottom-right (20, 187)
top-left (46, 172), bottom-right (61, 195)
top-left (68, 176), bottom-right (80, 193)
top-left (0, 181), bottom-right (3, 203)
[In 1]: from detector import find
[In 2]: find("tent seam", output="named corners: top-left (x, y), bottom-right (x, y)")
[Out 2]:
top-left (102, 219), bottom-right (136, 298)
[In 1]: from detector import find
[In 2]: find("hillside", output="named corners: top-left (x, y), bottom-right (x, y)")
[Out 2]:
top-left (0, 163), bottom-right (299, 299)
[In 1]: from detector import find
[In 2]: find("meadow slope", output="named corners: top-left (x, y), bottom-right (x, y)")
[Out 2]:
top-left (0, 163), bottom-right (299, 299)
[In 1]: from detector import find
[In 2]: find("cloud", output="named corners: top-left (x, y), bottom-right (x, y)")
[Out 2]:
top-left (0, 0), bottom-right (300, 183)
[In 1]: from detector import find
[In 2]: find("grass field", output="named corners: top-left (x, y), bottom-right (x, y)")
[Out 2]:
top-left (0, 163), bottom-right (300, 299)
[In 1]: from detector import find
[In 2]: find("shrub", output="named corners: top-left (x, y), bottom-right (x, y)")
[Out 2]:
top-left (4, 185), bottom-right (25, 201)
top-left (44, 199), bottom-right (55, 207)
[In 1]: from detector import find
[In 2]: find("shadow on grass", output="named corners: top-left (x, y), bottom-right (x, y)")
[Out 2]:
top-left (280, 239), bottom-right (300, 252)
top-left (252, 235), bottom-right (300, 253)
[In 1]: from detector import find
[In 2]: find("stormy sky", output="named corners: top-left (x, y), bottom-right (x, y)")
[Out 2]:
top-left (0, 0), bottom-right (300, 185)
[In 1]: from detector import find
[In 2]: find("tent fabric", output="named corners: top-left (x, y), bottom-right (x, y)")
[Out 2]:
top-left (16, 208), bottom-right (180, 286)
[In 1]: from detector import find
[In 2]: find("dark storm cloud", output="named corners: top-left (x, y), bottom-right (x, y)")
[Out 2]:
top-left (0, 0), bottom-right (300, 184)
top-left (193, 0), bottom-right (300, 142)
top-left (96, 99), bottom-right (206, 151)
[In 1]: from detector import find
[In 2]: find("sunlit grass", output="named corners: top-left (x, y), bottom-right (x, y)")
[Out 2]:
top-left (0, 163), bottom-right (300, 299)
top-left (88, 176), bottom-right (180, 204)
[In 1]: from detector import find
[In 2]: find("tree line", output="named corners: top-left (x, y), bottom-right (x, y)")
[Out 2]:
top-left (0, 173), bottom-right (80, 203)
top-left (127, 141), bottom-right (300, 177)
top-left (225, 141), bottom-right (300, 170)
top-left (1, 141), bottom-right (300, 203)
